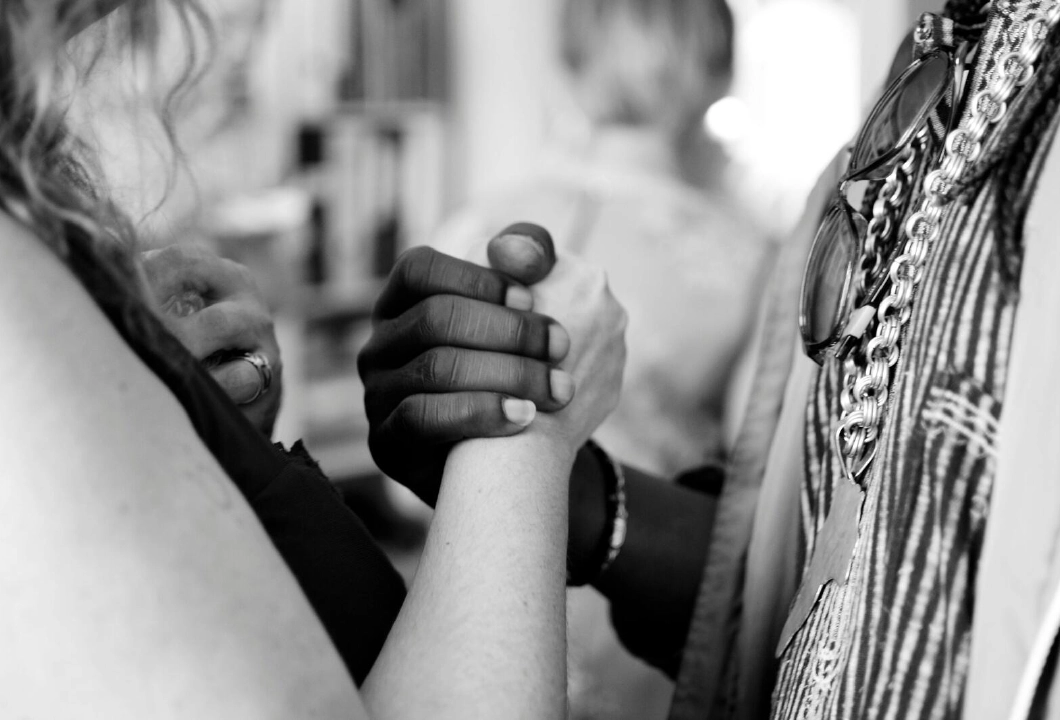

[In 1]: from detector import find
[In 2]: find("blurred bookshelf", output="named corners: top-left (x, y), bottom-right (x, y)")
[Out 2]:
top-left (192, 0), bottom-right (450, 482)
top-left (289, 0), bottom-right (449, 481)
top-left (340, 0), bottom-right (447, 103)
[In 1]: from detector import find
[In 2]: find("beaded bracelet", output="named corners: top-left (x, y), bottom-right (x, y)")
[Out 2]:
top-left (567, 439), bottom-right (628, 587)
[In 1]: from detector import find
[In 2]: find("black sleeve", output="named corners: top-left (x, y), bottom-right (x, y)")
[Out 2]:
top-left (251, 443), bottom-right (406, 685)
top-left (602, 465), bottom-right (723, 678)
top-left (163, 355), bottom-right (407, 687)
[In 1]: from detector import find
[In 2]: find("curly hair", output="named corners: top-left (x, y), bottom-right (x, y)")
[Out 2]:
top-left (0, 0), bottom-right (210, 284)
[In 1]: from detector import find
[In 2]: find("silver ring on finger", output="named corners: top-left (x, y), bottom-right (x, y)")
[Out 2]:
top-left (235, 351), bottom-right (272, 405)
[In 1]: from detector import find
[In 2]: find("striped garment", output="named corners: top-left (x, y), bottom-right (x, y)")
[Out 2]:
top-left (771, 21), bottom-right (1060, 720)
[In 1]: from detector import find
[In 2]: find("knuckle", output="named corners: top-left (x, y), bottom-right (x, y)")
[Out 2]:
top-left (459, 262), bottom-right (498, 300)
top-left (420, 347), bottom-right (460, 388)
top-left (392, 396), bottom-right (428, 435)
top-left (412, 306), bottom-right (438, 345)
top-left (357, 338), bottom-right (380, 377)
top-left (441, 393), bottom-right (482, 428)
top-left (398, 246), bottom-right (436, 288)
top-left (200, 307), bottom-right (235, 339)
top-left (403, 245), bottom-right (435, 266)
top-left (473, 272), bottom-right (498, 301)
top-left (509, 357), bottom-right (544, 396)
top-left (392, 249), bottom-right (415, 285)
top-left (507, 312), bottom-right (536, 349)
top-left (411, 350), bottom-right (437, 386)
top-left (455, 394), bottom-right (484, 425)
top-left (482, 353), bottom-right (537, 398)
top-left (418, 295), bottom-right (458, 342)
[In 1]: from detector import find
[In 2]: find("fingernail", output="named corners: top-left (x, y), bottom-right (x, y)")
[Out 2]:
top-left (492, 233), bottom-right (546, 265)
top-left (551, 369), bottom-right (575, 404)
top-left (505, 285), bottom-right (534, 311)
top-left (503, 398), bottom-right (537, 427)
top-left (501, 222), bottom-right (553, 242)
top-left (548, 323), bottom-right (570, 362)
top-left (489, 225), bottom-right (556, 285)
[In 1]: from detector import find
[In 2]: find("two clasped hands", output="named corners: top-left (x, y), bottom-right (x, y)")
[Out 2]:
top-left (357, 224), bottom-right (717, 685)
top-left (149, 222), bottom-right (714, 713)
top-left (149, 224), bottom-right (641, 582)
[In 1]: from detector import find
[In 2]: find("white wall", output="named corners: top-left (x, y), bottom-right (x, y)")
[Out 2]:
top-left (440, 0), bottom-right (909, 234)
top-left (446, 0), bottom-right (560, 208)
top-left (854, 0), bottom-right (907, 105)
top-left (720, 0), bottom-right (908, 233)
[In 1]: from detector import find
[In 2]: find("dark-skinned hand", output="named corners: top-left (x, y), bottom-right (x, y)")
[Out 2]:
top-left (358, 223), bottom-right (568, 506)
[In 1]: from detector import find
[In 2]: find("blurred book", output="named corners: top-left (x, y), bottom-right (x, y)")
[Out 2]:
top-left (326, 108), bottom-right (446, 286)
top-left (342, 0), bottom-right (449, 103)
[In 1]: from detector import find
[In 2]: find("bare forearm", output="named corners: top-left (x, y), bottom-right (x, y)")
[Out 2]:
top-left (364, 433), bottom-right (572, 720)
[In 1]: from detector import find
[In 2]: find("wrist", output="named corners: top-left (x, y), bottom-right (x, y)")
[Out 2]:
top-left (454, 432), bottom-right (576, 481)
top-left (566, 440), bottom-right (626, 587)
top-left (443, 433), bottom-right (575, 527)
top-left (567, 444), bottom-right (608, 581)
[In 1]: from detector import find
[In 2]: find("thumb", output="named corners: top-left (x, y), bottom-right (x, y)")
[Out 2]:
top-left (210, 358), bottom-right (264, 405)
top-left (487, 222), bottom-right (557, 285)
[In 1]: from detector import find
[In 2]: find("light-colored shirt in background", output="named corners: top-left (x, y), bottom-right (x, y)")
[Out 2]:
top-left (434, 129), bottom-right (771, 477)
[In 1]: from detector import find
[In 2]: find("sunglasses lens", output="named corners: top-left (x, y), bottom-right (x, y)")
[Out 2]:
top-left (802, 205), bottom-right (857, 350)
top-left (850, 51), bottom-right (950, 176)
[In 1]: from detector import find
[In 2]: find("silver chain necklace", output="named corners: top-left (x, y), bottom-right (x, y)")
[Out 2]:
top-left (778, 0), bottom-right (1060, 658)
top-left (834, 0), bottom-right (1060, 484)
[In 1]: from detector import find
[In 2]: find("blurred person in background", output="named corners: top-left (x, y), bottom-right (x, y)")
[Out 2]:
top-left (437, 0), bottom-right (768, 477)
top-left (432, 1), bottom-right (768, 716)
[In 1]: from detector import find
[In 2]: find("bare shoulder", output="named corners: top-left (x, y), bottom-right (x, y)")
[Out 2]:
top-left (0, 213), bottom-right (202, 477)
top-left (0, 213), bottom-right (140, 379)
top-left (0, 215), bottom-right (362, 717)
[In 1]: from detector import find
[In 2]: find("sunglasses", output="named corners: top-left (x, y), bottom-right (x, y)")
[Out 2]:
top-left (799, 27), bottom-right (973, 365)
